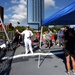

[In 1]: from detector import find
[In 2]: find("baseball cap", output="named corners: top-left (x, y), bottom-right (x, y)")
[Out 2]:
top-left (25, 25), bottom-right (29, 27)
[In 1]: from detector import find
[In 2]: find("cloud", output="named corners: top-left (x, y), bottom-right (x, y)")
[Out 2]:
top-left (9, 0), bottom-right (27, 26)
top-left (11, 0), bottom-right (27, 5)
top-left (11, 0), bottom-right (18, 4)
top-left (4, 15), bottom-right (8, 19)
top-left (19, 0), bottom-right (27, 5)
top-left (45, 0), bottom-right (55, 8)
top-left (7, 0), bottom-right (56, 27)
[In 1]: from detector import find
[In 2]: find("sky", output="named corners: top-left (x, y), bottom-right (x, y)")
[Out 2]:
top-left (0, 0), bottom-right (75, 27)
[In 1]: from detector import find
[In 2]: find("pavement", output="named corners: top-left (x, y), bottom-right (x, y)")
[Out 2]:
top-left (0, 44), bottom-right (73, 75)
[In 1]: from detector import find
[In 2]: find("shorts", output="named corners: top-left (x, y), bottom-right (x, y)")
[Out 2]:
top-left (64, 49), bottom-right (75, 58)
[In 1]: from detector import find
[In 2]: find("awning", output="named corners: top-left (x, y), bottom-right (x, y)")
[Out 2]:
top-left (42, 2), bottom-right (75, 26)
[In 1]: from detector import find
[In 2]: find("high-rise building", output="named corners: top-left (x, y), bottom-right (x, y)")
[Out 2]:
top-left (27, 0), bottom-right (44, 30)
top-left (0, 6), bottom-right (4, 22)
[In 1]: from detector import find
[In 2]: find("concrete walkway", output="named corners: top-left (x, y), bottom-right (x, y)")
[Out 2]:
top-left (0, 45), bottom-right (71, 75)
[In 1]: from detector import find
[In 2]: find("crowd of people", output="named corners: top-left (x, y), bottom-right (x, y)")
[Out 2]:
top-left (11, 25), bottom-right (75, 75)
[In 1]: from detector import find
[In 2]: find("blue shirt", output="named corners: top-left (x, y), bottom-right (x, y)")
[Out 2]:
top-left (58, 30), bottom-right (64, 38)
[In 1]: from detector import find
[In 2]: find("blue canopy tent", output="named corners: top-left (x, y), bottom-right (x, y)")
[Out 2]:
top-left (42, 2), bottom-right (75, 26)
top-left (40, 2), bottom-right (75, 49)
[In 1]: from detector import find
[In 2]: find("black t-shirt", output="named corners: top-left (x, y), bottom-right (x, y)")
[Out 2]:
top-left (64, 29), bottom-right (75, 51)
top-left (14, 32), bottom-right (20, 40)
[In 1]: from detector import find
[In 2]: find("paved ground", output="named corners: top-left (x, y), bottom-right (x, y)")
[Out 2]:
top-left (0, 44), bottom-right (73, 75)
top-left (10, 54), bottom-right (66, 75)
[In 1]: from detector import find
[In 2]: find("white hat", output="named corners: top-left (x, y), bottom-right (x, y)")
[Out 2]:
top-left (26, 25), bottom-right (29, 27)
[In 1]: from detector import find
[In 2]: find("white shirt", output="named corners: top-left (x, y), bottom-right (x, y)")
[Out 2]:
top-left (21, 30), bottom-right (33, 40)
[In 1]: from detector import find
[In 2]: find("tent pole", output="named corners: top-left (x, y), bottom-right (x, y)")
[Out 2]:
top-left (38, 26), bottom-right (43, 68)
top-left (39, 0), bottom-right (42, 50)
top-left (38, 54), bottom-right (40, 68)
top-left (38, 0), bottom-right (42, 68)
top-left (40, 26), bottom-right (43, 49)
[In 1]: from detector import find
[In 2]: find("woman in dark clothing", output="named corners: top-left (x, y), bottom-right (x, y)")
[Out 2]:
top-left (64, 26), bottom-right (75, 75)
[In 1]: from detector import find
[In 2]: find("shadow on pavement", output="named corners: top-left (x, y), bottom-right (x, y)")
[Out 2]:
top-left (0, 47), bottom-right (17, 75)
top-left (54, 51), bottom-right (69, 72)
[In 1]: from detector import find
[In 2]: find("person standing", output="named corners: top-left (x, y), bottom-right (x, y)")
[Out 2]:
top-left (35, 31), bottom-right (40, 48)
top-left (64, 26), bottom-right (75, 75)
top-left (12, 29), bottom-right (21, 47)
top-left (53, 29), bottom-right (57, 45)
top-left (42, 32), bottom-right (46, 44)
top-left (58, 28), bottom-right (64, 47)
top-left (45, 29), bottom-right (52, 49)
top-left (17, 25), bottom-right (33, 54)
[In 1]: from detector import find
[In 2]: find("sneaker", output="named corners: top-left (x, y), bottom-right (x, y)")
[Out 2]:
top-left (65, 72), bottom-right (70, 75)
top-left (31, 52), bottom-right (33, 54)
top-left (49, 46), bottom-right (50, 49)
top-left (25, 51), bottom-right (28, 54)
top-left (72, 70), bottom-right (75, 75)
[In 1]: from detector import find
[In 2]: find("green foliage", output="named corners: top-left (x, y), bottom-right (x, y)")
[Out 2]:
top-left (14, 26), bottom-right (34, 33)
top-left (6, 25), bottom-right (60, 34)
top-left (6, 28), bottom-right (14, 32)
top-left (0, 32), bottom-right (5, 39)
top-left (30, 28), bottom-right (34, 33)
top-left (15, 26), bottom-right (25, 32)
top-left (51, 27), bottom-right (60, 32)
top-left (42, 26), bottom-right (60, 32)
top-left (42, 26), bottom-right (48, 32)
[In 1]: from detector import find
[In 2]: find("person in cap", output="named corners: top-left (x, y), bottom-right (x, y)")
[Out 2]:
top-left (17, 25), bottom-right (33, 54)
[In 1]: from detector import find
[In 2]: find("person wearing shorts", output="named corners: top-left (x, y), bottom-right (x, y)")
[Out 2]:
top-left (64, 26), bottom-right (75, 75)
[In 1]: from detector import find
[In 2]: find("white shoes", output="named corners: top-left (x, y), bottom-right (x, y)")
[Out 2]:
top-left (65, 70), bottom-right (75, 75)
top-left (72, 70), bottom-right (75, 75)
top-left (25, 51), bottom-right (33, 54)
top-left (65, 72), bottom-right (70, 75)
top-left (30, 51), bottom-right (33, 54)
top-left (25, 51), bottom-right (28, 54)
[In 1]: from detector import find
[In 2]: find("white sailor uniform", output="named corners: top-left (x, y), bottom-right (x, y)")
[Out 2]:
top-left (21, 30), bottom-right (33, 54)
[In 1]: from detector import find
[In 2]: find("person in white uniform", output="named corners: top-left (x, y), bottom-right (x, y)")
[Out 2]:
top-left (17, 25), bottom-right (33, 54)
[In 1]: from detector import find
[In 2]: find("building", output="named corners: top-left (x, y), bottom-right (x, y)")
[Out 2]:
top-left (0, 6), bottom-right (4, 31)
top-left (0, 23), bottom-right (14, 31)
top-left (27, 0), bottom-right (44, 30)
top-left (0, 6), bottom-right (4, 22)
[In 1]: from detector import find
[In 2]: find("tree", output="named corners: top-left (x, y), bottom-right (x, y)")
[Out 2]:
top-left (42, 26), bottom-right (48, 32)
